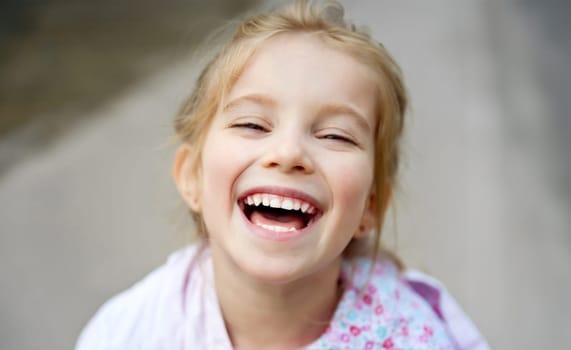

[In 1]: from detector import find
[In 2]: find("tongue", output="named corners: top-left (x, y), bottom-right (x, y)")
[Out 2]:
top-left (250, 210), bottom-right (305, 230)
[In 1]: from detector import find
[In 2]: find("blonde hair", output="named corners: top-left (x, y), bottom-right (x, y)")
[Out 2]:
top-left (174, 0), bottom-right (407, 265)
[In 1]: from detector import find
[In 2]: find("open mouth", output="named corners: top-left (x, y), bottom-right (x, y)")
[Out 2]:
top-left (238, 192), bottom-right (322, 233)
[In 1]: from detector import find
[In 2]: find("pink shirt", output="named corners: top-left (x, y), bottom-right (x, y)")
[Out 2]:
top-left (77, 244), bottom-right (489, 349)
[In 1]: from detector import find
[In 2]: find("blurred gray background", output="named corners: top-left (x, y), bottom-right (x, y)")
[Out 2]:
top-left (0, 0), bottom-right (569, 349)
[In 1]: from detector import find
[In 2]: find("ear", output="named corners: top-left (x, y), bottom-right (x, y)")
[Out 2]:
top-left (354, 186), bottom-right (392, 239)
top-left (173, 144), bottom-right (201, 213)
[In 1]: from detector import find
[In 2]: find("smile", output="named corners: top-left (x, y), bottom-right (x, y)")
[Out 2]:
top-left (238, 189), bottom-right (323, 237)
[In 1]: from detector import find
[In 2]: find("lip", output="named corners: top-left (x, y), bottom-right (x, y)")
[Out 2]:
top-left (237, 186), bottom-right (323, 241)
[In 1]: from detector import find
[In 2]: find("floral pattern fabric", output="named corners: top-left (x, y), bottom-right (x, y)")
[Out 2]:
top-left (307, 257), bottom-right (455, 349)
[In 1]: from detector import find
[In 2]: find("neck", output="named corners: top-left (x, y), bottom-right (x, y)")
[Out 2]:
top-left (211, 247), bottom-right (342, 350)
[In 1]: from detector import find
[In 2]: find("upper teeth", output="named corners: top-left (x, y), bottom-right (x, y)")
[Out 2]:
top-left (244, 193), bottom-right (316, 214)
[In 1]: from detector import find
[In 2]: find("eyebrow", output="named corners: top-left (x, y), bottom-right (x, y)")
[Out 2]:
top-left (222, 93), bottom-right (277, 112)
top-left (317, 103), bottom-right (372, 134)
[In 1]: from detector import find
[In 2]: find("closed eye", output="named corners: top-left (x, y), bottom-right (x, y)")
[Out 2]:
top-left (231, 122), bottom-right (268, 132)
top-left (320, 133), bottom-right (358, 146)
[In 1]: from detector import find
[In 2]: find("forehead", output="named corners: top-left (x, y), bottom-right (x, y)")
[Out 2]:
top-left (222, 33), bottom-right (378, 126)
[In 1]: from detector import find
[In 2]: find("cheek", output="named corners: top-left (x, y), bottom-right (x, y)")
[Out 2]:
top-left (199, 133), bottom-right (253, 209)
top-left (199, 137), bottom-right (234, 210)
top-left (332, 157), bottom-right (374, 212)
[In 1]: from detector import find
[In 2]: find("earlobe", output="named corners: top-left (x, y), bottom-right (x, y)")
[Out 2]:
top-left (354, 192), bottom-right (376, 239)
top-left (173, 144), bottom-right (201, 213)
top-left (354, 186), bottom-right (391, 239)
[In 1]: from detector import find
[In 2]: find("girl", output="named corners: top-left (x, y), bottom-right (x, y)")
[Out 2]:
top-left (77, 1), bottom-right (488, 349)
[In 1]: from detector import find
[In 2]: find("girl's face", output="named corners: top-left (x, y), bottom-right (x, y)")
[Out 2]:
top-left (183, 34), bottom-right (378, 283)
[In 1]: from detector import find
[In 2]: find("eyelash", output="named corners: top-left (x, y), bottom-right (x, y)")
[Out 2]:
top-left (231, 122), bottom-right (268, 132)
top-left (231, 122), bottom-right (359, 146)
top-left (320, 133), bottom-right (358, 146)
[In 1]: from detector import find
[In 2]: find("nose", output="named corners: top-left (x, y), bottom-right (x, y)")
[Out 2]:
top-left (261, 135), bottom-right (314, 174)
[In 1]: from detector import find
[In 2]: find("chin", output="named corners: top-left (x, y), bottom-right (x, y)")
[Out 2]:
top-left (237, 253), bottom-right (309, 284)
top-left (234, 247), bottom-right (343, 287)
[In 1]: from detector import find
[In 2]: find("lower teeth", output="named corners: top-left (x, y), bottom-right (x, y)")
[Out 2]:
top-left (256, 223), bottom-right (297, 232)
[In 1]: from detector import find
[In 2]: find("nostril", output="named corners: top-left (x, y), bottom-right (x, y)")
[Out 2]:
top-left (261, 143), bottom-right (314, 173)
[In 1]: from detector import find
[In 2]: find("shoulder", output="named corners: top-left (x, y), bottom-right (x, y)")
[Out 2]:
top-left (75, 244), bottom-right (204, 350)
top-left (403, 269), bottom-right (490, 350)
top-left (310, 257), bottom-right (489, 349)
